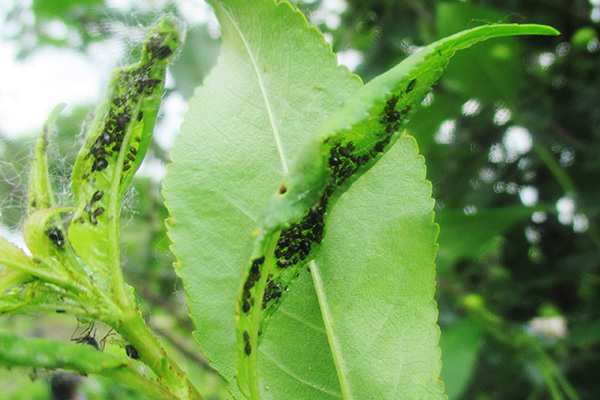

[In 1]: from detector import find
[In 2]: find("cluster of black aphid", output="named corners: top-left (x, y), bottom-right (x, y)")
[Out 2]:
top-left (242, 79), bottom-right (420, 316)
top-left (84, 54), bottom-right (165, 180)
top-left (78, 49), bottom-right (168, 226)
top-left (241, 256), bottom-right (265, 313)
top-left (262, 279), bottom-right (284, 309)
top-left (243, 330), bottom-right (251, 355)
top-left (145, 33), bottom-right (175, 61)
top-left (44, 227), bottom-right (65, 249)
top-left (78, 189), bottom-right (105, 225)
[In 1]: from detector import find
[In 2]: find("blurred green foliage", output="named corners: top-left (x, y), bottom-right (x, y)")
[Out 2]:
top-left (1, 0), bottom-right (599, 399)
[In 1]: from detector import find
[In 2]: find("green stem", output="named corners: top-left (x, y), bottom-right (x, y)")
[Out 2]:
top-left (1, 258), bottom-right (86, 296)
top-left (0, 333), bottom-right (177, 400)
top-left (457, 290), bottom-right (581, 400)
top-left (118, 308), bottom-right (204, 400)
top-left (103, 108), bottom-right (201, 399)
top-left (533, 143), bottom-right (576, 195)
top-left (533, 143), bottom-right (600, 251)
top-left (103, 367), bottom-right (179, 400)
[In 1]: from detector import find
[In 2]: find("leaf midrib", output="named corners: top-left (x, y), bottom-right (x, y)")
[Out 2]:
top-left (310, 260), bottom-right (353, 400)
top-left (218, 4), bottom-right (288, 174)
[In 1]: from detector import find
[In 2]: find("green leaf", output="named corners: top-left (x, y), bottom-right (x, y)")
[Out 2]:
top-left (27, 103), bottom-right (65, 214)
top-left (0, 237), bottom-right (62, 289)
top-left (0, 333), bottom-right (177, 400)
top-left (164, 1), bottom-right (558, 396)
top-left (235, 23), bottom-right (558, 397)
top-left (2, 104), bottom-right (69, 292)
top-left (23, 207), bottom-right (82, 274)
top-left (440, 317), bottom-right (483, 399)
top-left (164, 0), bottom-right (360, 396)
top-left (436, 206), bottom-right (540, 273)
top-left (69, 17), bottom-right (180, 280)
top-left (0, 279), bottom-right (99, 318)
top-left (306, 135), bottom-right (443, 399)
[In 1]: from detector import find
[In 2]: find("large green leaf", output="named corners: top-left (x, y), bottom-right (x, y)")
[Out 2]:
top-left (305, 135), bottom-right (442, 399)
top-left (234, 23), bottom-right (557, 398)
top-left (164, 0), bottom-right (360, 396)
top-left (164, 0), bottom-right (558, 397)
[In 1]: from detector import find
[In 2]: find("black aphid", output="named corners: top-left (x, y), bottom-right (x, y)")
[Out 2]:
top-left (339, 147), bottom-right (350, 157)
top-left (137, 111), bottom-right (143, 121)
top-left (406, 78), bottom-right (417, 93)
top-left (129, 147), bottom-right (137, 155)
top-left (123, 164), bottom-right (131, 171)
top-left (245, 343), bottom-right (252, 356)
top-left (93, 207), bottom-right (104, 217)
top-left (116, 113), bottom-right (131, 130)
top-left (127, 153), bottom-right (135, 162)
top-left (242, 300), bottom-right (251, 313)
top-left (125, 344), bottom-right (140, 360)
top-left (91, 157), bottom-right (108, 172)
top-left (91, 190), bottom-right (103, 203)
top-left (300, 240), bottom-right (311, 254)
top-left (277, 260), bottom-right (291, 268)
top-left (45, 228), bottom-right (65, 249)
top-left (329, 156), bottom-right (342, 166)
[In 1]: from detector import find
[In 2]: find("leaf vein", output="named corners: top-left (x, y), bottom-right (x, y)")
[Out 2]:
top-left (219, 5), bottom-right (288, 174)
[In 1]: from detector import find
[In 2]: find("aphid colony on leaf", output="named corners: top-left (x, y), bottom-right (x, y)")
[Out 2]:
top-left (240, 79), bottom-right (419, 320)
top-left (243, 330), bottom-right (252, 356)
top-left (84, 58), bottom-right (164, 190)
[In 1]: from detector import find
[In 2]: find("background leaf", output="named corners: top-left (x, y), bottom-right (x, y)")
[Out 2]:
top-left (436, 206), bottom-right (540, 273)
top-left (435, 2), bottom-right (525, 110)
top-left (439, 317), bottom-right (483, 399)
